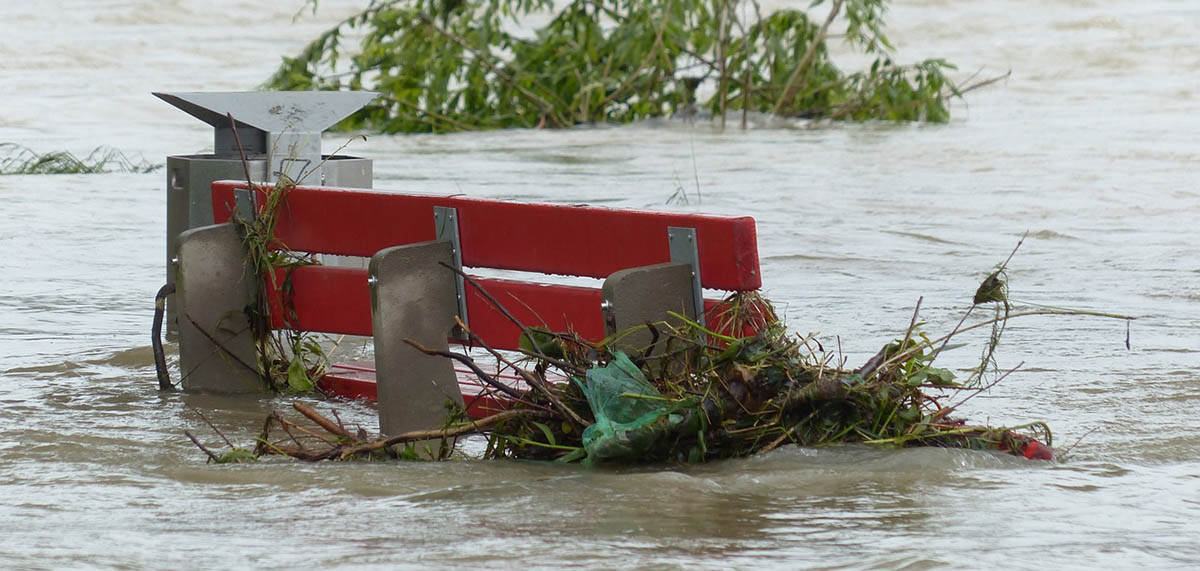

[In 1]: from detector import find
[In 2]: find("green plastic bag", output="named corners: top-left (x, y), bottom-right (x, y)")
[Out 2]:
top-left (576, 351), bottom-right (677, 466)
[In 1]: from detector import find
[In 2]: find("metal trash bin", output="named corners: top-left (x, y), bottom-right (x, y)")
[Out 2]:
top-left (155, 91), bottom-right (378, 335)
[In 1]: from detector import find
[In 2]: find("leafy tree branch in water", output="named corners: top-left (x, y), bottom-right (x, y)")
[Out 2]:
top-left (270, 0), bottom-right (982, 132)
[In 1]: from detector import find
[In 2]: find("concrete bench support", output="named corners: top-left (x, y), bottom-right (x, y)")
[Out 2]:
top-left (601, 261), bottom-right (697, 354)
top-left (369, 241), bottom-right (465, 455)
top-left (175, 223), bottom-right (263, 394)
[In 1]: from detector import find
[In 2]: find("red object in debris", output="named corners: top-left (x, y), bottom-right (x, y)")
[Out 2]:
top-left (318, 364), bottom-right (519, 420)
top-left (1020, 440), bottom-right (1055, 461)
top-left (317, 363), bottom-right (378, 401)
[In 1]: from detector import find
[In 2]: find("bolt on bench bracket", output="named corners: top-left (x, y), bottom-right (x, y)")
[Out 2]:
top-left (434, 206), bottom-right (469, 339)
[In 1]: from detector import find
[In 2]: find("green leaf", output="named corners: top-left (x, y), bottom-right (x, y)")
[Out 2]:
top-left (518, 328), bottom-right (564, 359)
top-left (530, 421), bottom-right (558, 446)
top-left (906, 370), bottom-right (927, 386)
top-left (924, 367), bottom-right (958, 387)
top-left (555, 447), bottom-right (587, 463)
top-left (286, 357), bottom-right (315, 393)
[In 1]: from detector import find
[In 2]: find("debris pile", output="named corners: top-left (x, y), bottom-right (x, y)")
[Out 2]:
top-left (471, 291), bottom-right (1057, 465)
top-left (192, 285), bottom-right (1068, 465)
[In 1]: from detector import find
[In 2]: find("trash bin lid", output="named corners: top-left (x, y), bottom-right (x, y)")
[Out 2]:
top-left (153, 91), bottom-right (378, 135)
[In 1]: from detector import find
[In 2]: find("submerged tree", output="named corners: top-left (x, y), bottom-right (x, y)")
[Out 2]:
top-left (269, 0), bottom-right (971, 133)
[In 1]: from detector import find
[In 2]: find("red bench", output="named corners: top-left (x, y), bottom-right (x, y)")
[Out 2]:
top-left (174, 180), bottom-right (762, 443)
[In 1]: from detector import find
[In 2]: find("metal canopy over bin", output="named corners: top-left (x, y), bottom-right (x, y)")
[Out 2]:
top-left (156, 90), bottom-right (379, 334)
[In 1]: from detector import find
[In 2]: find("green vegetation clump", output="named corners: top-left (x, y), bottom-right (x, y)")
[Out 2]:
top-left (233, 178), bottom-right (332, 394)
top-left (0, 143), bottom-right (159, 175)
top-left (268, 0), bottom-right (970, 133)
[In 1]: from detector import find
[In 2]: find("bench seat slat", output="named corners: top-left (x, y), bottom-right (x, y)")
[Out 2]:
top-left (319, 365), bottom-right (516, 418)
top-left (213, 181), bottom-right (761, 291)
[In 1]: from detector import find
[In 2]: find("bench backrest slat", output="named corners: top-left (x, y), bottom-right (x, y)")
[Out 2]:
top-left (212, 181), bottom-right (761, 291)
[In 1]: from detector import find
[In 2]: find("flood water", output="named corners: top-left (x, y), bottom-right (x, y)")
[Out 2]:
top-left (2, 0), bottom-right (1198, 568)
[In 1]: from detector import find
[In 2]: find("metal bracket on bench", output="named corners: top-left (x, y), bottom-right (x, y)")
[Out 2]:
top-left (433, 206), bottom-right (469, 337)
top-left (233, 187), bottom-right (256, 223)
top-left (668, 226), bottom-right (705, 327)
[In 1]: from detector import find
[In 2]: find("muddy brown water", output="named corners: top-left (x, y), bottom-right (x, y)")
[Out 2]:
top-left (1, 1), bottom-right (1198, 568)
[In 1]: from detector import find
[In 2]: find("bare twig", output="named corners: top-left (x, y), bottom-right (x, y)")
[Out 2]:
top-left (937, 361), bottom-right (1025, 421)
top-left (898, 296), bottom-right (923, 358)
top-left (227, 112), bottom-right (254, 187)
top-left (757, 427), bottom-right (795, 455)
top-left (276, 416), bottom-right (342, 446)
top-left (253, 414), bottom-right (275, 456)
top-left (956, 69), bottom-right (1011, 96)
top-left (437, 262), bottom-right (584, 375)
top-left (184, 430), bottom-right (221, 463)
top-left (181, 312), bottom-right (260, 377)
top-left (292, 402), bottom-right (354, 441)
top-left (999, 231), bottom-right (1027, 273)
top-left (336, 409), bottom-right (557, 458)
top-left (1056, 426), bottom-right (1100, 459)
top-left (452, 316), bottom-right (591, 428)
top-left (191, 407), bottom-right (235, 448)
top-left (867, 309), bottom-right (1136, 381)
top-left (402, 338), bottom-right (526, 401)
